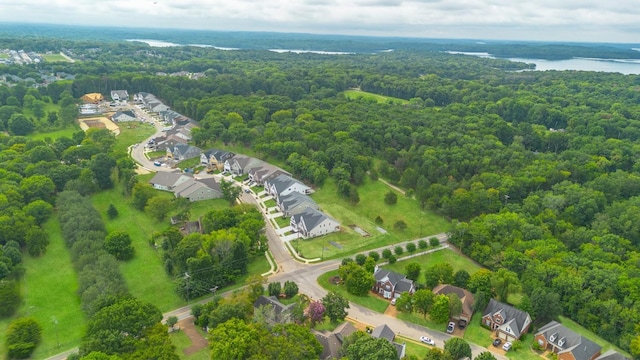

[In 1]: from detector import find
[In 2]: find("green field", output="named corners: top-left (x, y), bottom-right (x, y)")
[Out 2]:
top-left (382, 248), bottom-right (483, 277)
top-left (28, 123), bottom-right (81, 141)
top-left (399, 336), bottom-right (433, 359)
top-left (0, 219), bottom-right (85, 359)
top-left (342, 89), bottom-right (409, 105)
top-left (317, 270), bottom-right (389, 313)
top-left (42, 53), bottom-right (71, 62)
top-left (0, 53), bottom-right (9, 59)
top-left (112, 121), bottom-right (156, 154)
top-left (294, 177), bottom-right (449, 260)
top-left (170, 329), bottom-right (210, 360)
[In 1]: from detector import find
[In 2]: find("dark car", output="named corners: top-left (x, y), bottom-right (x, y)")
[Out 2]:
top-left (458, 319), bottom-right (467, 329)
top-left (492, 338), bottom-right (502, 347)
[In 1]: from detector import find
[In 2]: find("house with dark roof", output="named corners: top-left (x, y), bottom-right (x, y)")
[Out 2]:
top-left (264, 173), bottom-right (312, 200)
top-left (482, 299), bottom-right (532, 342)
top-left (154, 134), bottom-right (188, 151)
top-left (312, 322), bottom-right (357, 360)
top-left (278, 192), bottom-right (319, 217)
top-left (373, 266), bottom-right (415, 299)
top-left (223, 155), bottom-right (264, 176)
top-left (595, 350), bottom-right (631, 360)
top-left (148, 171), bottom-right (193, 191)
top-left (201, 149), bottom-right (235, 170)
top-left (111, 110), bottom-right (136, 122)
top-left (370, 324), bottom-right (406, 359)
top-left (290, 208), bottom-right (340, 239)
top-left (166, 144), bottom-right (202, 162)
top-left (253, 295), bottom-right (294, 325)
top-left (248, 164), bottom-right (289, 185)
top-left (535, 321), bottom-right (601, 360)
top-left (110, 90), bottom-right (129, 101)
top-left (432, 284), bottom-right (475, 323)
top-left (173, 178), bottom-right (222, 202)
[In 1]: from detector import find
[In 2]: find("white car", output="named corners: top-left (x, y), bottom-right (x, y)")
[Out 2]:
top-left (419, 336), bottom-right (435, 346)
top-left (503, 342), bottom-right (512, 351)
top-left (446, 322), bottom-right (455, 334)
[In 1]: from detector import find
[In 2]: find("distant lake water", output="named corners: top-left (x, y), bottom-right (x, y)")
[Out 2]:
top-left (446, 51), bottom-right (640, 75)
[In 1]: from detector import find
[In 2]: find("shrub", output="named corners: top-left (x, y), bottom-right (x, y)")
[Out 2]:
top-left (355, 254), bottom-right (367, 266)
top-left (394, 246), bottom-right (404, 256)
top-left (394, 220), bottom-right (407, 231)
top-left (268, 282), bottom-right (281, 297)
top-left (107, 204), bottom-right (119, 219)
top-left (382, 249), bottom-right (392, 259)
top-left (341, 257), bottom-right (354, 266)
top-left (418, 239), bottom-right (428, 249)
top-left (388, 255), bottom-right (397, 264)
top-left (429, 237), bottom-right (440, 247)
top-left (6, 317), bottom-right (42, 359)
top-left (368, 251), bottom-right (380, 262)
top-left (374, 215), bottom-right (383, 225)
top-left (406, 242), bottom-right (416, 253)
top-left (384, 191), bottom-right (398, 205)
top-left (283, 281), bottom-right (299, 298)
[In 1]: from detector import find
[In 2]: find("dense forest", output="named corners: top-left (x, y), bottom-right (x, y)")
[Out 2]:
top-left (2, 32), bottom-right (640, 357)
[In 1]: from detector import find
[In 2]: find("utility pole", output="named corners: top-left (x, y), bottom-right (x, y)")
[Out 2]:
top-left (52, 317), bottom-right (60, 349)
top-left (184, 272), bottom-right (191, 303)
top-left (210, 286), bottom-right (218, 297)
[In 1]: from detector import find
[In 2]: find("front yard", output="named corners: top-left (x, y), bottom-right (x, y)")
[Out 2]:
top-left (317, 270), bottom-right (390, 313)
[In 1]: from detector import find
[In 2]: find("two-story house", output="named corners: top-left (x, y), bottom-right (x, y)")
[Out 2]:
top-left (264, 174), bottom-right (312, 201)
top-left (432, 284), bottom-right (475, 323)
top-left (482, 299), bottom-right (532, 342)
top-left (289, 207), bottom-right (340, 239)
top-left (535, 321), bottom-right (601, 360)
top-left (200, 149), bottom-right (235, 170)
top-left (372, 266), bottom-right (416, 299)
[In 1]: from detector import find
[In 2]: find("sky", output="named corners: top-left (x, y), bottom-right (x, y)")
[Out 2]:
top-left (1, 0), bottom-right (639, 43)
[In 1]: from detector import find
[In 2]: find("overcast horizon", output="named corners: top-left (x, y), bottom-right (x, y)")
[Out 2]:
top-left (1, 1), bottom-right (639, 44)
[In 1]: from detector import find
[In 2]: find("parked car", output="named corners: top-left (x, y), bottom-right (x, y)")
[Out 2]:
top-left (492, 338), bottom-right (502, 347)
top-left (419, 336), bottom-right (435, 346)
top-left (458, 319), bottom-right (467, 329)
top-left (446, 322), bottom-right (455, 334)
top-left (390, 298), bottom-right (397, 305)
top-left (503, 342), bottom-right (512, 351)
top-left (153, 161), bottom-right (162, 166)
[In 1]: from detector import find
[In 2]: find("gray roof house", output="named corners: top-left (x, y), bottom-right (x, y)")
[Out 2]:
top-left (253, 295), bottom-right (295, 325)
top-left (111, 110), bottom-right (136, 122)
top-left (265, 174), bottom-right (312, 200)
top-left (173, 178), bottom-right (222, 202)
top-left (200, 149), bottom-right (235, 169)
top-left (278, 192), bottom-right (319, 217)
top-left (167, 144), bottom-right (202, 161)
top-left (534, 321), bottom-right (602, 360)
top-left (223, 155), bottom-right (264, 176)
top-left (248, 164), bottom-right (289, 185)
top-left (155, 134), bottom-right (188, 151)
top-left (149, 171), bottom-right (193, 191)
top-left (371, 324), bottom-right (406, 359)
top-left (482, 299), bottom-right (532, 342)
top-left (373, 266), bottom-right (415, 299)
top-left (289, 207), bottom-right (340, 239)
top-left (313, 322), bottom-right (357, 360)
top-left (595, 350), bottom-right (631, 360)
top-left (110, 90), bottom-right (129, 101)
top-left (433, 284), bottom-right (475, 323)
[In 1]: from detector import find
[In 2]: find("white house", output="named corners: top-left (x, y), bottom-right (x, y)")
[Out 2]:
top-left (110, 90), bottom-right (129, 102)
top-left (264, 174), bottom-right (312, 200)
top-left (111, 110), bottom-right (136, 122)
top-left (290, 208), bottom-right (340, 239)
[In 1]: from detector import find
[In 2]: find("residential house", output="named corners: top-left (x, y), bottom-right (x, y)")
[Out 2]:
top-left (482, 299), bottom-right (532, 342)
top-left (595, 350), bottom-right (631, 360)
top-left (370, 324), bottom-right (406, 359)
top-left (148, 171), bottom-right (193, 191)
top-left (111, 110), bottom-right (137, 122)
top-left (200, 149), bottom-right (235, 170)
top-left (313, 322), bottom-right (357, 360)
top-left (277, 192), bottom-right (320, 217)
top-left (372, 266), bottom-right (415, 299)
top-left (154, 134), bottom-right (188, 151)
top-left (81, 93), bottom-right (104, 104)
top-left (248, 164), bottom-right (289, 185)
top-left (110, 90), bottom-right (129, 101)
top-left (223, 155), bottom-right (263, 176)
top-left (252, 295), bottom-right (294, 325)
top-left (432, 284), bottom-right (475, 323)
top-left (78, 103), bottom-right (99, 115)
top-left (290, 208), bottom-right (340, 239)
top-left (166, 144), bottom-right (202, 162)
top-left (173, 178), bottom-right (222, 202)
top-left (534, 321), bottom-right (601, 360)
top-left (264, 174), bottom-right (312, 200)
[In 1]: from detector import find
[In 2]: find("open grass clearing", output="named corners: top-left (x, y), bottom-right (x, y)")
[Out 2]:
top-left (0, 218), bottom-right (85, 359)
top-left (295, 177), bottom-right (449, 260)
top-left (342, 89), bottom-right (409, 105)
top-left (28, 123), bottom-right (80, 141)
top-left (382, 248), bottom-right (483, 277)
top-left (112, 121), bottom-right (156, 154)
top-left (170, 330), bottom-right (210, 360)
top-left (42, 53), bottom-right (72, 62)
top-left (317, 270), bottom-right (389, 313)
top-left (0, 53), bottom-right (9, 59)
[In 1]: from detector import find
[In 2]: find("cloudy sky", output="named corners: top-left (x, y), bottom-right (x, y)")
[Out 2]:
top-left (1, 0), bottom-right (639, 43)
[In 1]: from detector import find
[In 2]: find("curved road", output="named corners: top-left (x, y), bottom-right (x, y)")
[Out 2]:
top-left (47, 133), bottom-right (505, 360)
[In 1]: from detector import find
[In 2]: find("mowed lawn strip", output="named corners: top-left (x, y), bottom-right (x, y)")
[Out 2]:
top-left (296, 177), bottom-right (448, 260)
top-left (382, 249), bottom-right (483, 275)
top-left (342, 89), bottom-right (409, 105)
top-left (111, 121), bottom-right (156, 154)
top-left (9, 218), bottom-right (85, 359)
top-left (317, 270), bottom-right (389, 313)
top-left (27, 124), bottom-right (81, 141)
top-left (92, 188), bottom-right (183, 311)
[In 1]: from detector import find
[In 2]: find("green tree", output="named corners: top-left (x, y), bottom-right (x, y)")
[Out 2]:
top-left (220, 179), bottom-right (242, 206)
top-left (447, 293), bottom-right (463, 318)
top-left (25, 228), bottom-right (49, 257)
top-left (23, 200), bottom-right (53, 225)
top-left (166, 316), bottom-right (178, 331)
top-left (104, 231), bottom-right (134, 261)
top-left (491, 268), bottom-right (521, 302)
top-left (321, 291), bottom-right (350, 323)
top-left (283, 281), bottom-right (299, 298)
top-left (344, 334), bottom-right (398, 360)
top-left (444, 337), bottom-right (472, 360)
top-left (475, 351), bottom-right (497, 360)
top-left (395, 294), bottom-right (413, 313)
top-left (131, 183), bottom-right (155, 210)
top-left (268, 282), bottom-right (282, 297)
top-left (20, 175), bottom-right (56, 204)
top-left (413, 289), bottom-right (435, 318)
top-left (406, 242), bottom-right (417, 253)
top-left (89, 153), bottom-right (116, 189)
top-left (8, 114), bottom-right (34, 135)
top-left (384, 191), bottom-right (398, 205)
top-left (453, 270), bottom-right (471, 288)
top-left (405, 262), bottom-right (421, 281)
top-left (429, 294), bottom-right (450, 324)
top-left (5, 317), bottom-right (42, 359)
top-left (145, 196), bottom-right (172, 221)
top-left (339, 262), bottom-right (375, 296)
top-left (209, 318), bottom-right (263, 359)
top-left (106, 204), bottom-right (119, 219)
top-left (0, 280), bottom-right (21, 318)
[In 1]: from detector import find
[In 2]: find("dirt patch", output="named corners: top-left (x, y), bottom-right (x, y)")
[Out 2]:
top-left (348, 224), bottom-right (370, 237)
top-left (176, 316), bottom-right (208, 356)
top-left (329, 276), bottom-right (342, 285)
top-left (384, 303), bottom-right (398, 317)
top-left (78, 116), bottom-right (120, 135)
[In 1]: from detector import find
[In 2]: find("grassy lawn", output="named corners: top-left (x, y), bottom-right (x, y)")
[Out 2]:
top-left (177, 157), bottom-right (202, 169)
top-left (296, 177), bottom-right (449, 260)
top-left (383, 248), bottom-right (483, 276)
top-left (317, 270), bottom-right (389, 313)
top-left (263, 199), bottom-right (277, 208)
top-left (147, 150), bottom-right (166, 159)
top-left (342, 89), bottom-right (409, 105)
top-left (170, 330), bottom-right (210, 360)
top-left (274, 216), bottom-right (290, 228)
top-left (396, 311), bottom-right (448, 333)
top-left (0, 53), bottom-right (8, 58)
top-left (400, 336), bottom-right (432, 359)
top-left (188, 198), bottom-right (230, 220)
top-left (27, 123), bottom-right (80, 141)
top-left (91, 188), bottom-right (183, 312)
top-left (0, 218), bottom-right (85, 359)
top-left (42, 53), bottom-right (72, 62)
top-left (463, 313), bottom-right (492, 347)
top-left (559, 316), bottom-right (630, 356)
top-left (112, 121), bottom-right (156, 154)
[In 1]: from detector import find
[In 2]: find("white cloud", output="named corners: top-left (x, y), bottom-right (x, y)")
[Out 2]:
top-left (1, 0), bottom-right (639, 42)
